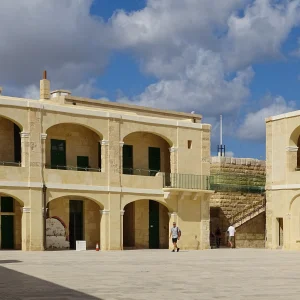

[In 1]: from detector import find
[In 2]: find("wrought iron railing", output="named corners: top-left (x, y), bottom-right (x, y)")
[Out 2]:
top-left (46, 165), bottom-right (102, 172)
top-left (0, 161), bottom-right (21, 167)
top-left (163, 173), bottom-right (210, 190)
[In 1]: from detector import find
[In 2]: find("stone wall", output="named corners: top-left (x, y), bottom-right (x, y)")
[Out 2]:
top-left (210, 157), bottom-right (266, 248)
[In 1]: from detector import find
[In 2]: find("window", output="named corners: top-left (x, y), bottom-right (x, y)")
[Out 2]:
top-left (188, 140), bottom-right (192, 149)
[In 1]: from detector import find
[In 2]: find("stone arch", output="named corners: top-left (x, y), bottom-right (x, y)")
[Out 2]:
top-left (0, 115), bottom-right (22, 165)
top-left (289, 194), bottom-right (300, 243)
top-left (289, 126), bottom-right (300, 168)
top-left (0, 113), bottom-right (24, 132)
top-left (45, 123), bottom-right (103, 170)
top-left (0, 191), bottom-right (24, 207)
top-left (122, 131), bottom-right (171, 175)
top-left (0, 192), bottom-right (23, 250)
top-left (47, 195), bottom-right (104, 250)
top-left (123, 198), bottom-right (170, 249)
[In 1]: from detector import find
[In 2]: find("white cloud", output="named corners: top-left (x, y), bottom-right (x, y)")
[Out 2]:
top-left (238, 96), bottom-right (296, 141)
top-left (118, 48), bottom-right (254, 117)
top-left (226, 151), bottom-right (235, 157)
top-left (0, 0), bottom-right (111, 93)
top-left (224, 0), bottom-right (300, 69)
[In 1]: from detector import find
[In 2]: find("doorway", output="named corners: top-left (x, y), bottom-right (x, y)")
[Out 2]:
top-left (51, 139), bottom-right (66, 169)
top-left (149, 147), bottom-right (161, 176)
top-left (0, 197), bottom-right (15, 249)
top-left (277, 218), bottom-right (283, 247)
top-left (149, 200), bottom-right (159, 249)
top-left (69, 200), bottom-right (84, 250)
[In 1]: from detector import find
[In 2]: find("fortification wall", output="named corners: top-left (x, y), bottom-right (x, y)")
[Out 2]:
top-left (210, 156), bottom-right (266, 248)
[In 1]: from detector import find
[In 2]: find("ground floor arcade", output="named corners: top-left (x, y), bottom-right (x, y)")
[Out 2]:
top-left (0, 187), bottom-right (211, 251)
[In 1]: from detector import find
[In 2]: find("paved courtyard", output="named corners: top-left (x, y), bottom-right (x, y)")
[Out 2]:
top-left (0, 249), bottom-right (300, 299)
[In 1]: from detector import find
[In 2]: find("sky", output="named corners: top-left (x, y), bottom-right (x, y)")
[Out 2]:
top-left (1, 0), bottom-right (300, 159)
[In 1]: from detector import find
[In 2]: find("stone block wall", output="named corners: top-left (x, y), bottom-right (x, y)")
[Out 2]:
top-left (210, 157), bottom-right (266, 248)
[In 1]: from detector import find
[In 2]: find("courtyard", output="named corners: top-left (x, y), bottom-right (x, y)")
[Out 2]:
top-left (0, 249), bottom-right (299, 299)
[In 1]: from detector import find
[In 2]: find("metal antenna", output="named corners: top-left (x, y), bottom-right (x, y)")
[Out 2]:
top-left (217, 115), bottom-right (225, 157)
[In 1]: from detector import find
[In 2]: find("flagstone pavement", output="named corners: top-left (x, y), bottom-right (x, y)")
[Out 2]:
top-left (0, 248), bottom-right (300, 299)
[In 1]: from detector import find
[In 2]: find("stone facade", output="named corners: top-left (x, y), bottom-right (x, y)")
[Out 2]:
top-left (0, 75), bottom-right (212, 251)
top-left (210, 156), bottom-right (266, 248)
top-left (266, 111), bottom-right (300, 250)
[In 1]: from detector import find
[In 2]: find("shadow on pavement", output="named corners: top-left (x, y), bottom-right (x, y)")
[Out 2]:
top-left (0, 260), bottom-right (22, 264)
top-left (0, 265), bottom-right (103, 299)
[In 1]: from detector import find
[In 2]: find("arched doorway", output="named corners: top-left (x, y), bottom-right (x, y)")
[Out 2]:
top-left (0, 194), bottom-right (22, 250)
top-left (47, 196), bottom-right (103, 250)
top-left (123, 200), bottom-right (169, 249)
top-left (45, 123), bottom-right (102, 170)
top-left (0, 116), bottom-right (21, 166)
top-left (122, 132), bottom-right (171, 175)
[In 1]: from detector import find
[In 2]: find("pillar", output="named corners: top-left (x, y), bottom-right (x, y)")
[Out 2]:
top-left (286, 146), bottom-right (298, 171)
top-left (119, 142), bottom-right (124, 173)
top-left (20, 132), bottom-right (30, 167)
top-left (100, 209), bottom-right (110, 250)
top-left (169, 147), bottom-right (178, 174)
top-left (21, 207), bottom-right (31, 251)
top-left (41, 133), bottom-right (47, 168)
top-left (200, 194), bottom-right (210, 250)
top-left (168, 212), bottom-right (178, 249)
top-left (120, 209), bottom-right (125, 250)
top-left (101, 140), bottom-right (109, 173)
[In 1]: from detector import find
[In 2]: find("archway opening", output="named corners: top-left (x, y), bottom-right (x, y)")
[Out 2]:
top-left (123, 200), bottom-right (169, 249)
top-left (46, 123), bottom-right (102, 171)
top-left (0, 194), bottom-right (23, 250)
top-left (0, 116), bottom-right (21, 166)
top-left (122, 132), bottom-right (171, 176)
top-left (47, 196), bottom-right (103, 250)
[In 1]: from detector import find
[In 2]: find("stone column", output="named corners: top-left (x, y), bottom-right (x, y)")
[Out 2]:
top-left (41, 133), bottom-right (47, 168)
top-left (101, 140), bottom-right (109, 173)
top-left (200, 194), bottom-right (210, 250)
top-left (120, 209), bottom-right (125, 250)
top-left (100, 209), bottom-right (110, 250)
top-left (20, 132), bottom-right (30, 167)
top-left (168, 212), bottom-right (178, 249)
top-left (21, 207), bottom-right (31, 251)
top-left (286, 146), bottom-right (298, 172)
top-left (169, 147), bottom-right (178, 174)
top-left (119, 142), bottom-right (124, 173)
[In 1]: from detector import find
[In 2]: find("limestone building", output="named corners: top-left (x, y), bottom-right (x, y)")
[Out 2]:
top-left (266, 111), bottom-right (300, 250)
top-left (0, 73), bottom-right (212, 251)
top-left (210, 156), bottom-right (266, 248)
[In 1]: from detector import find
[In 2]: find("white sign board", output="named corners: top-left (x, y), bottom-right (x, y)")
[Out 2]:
top-left (76, 240), bottom-right (86, 251)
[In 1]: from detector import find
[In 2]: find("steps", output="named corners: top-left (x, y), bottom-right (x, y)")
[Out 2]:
top-left (231, 200), bottom-right (266, 229)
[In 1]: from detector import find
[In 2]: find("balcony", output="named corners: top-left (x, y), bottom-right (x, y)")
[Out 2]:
top-left (46, 165), bottom-right (101, 172)
top-left (0, 161), bottom-right (21, 167)
top-left (0, 162), bottom-right (27, 183)
top-left (162, 173), bottom-right (211, 190)
top-left (44, 167), bottom-right (106, 186)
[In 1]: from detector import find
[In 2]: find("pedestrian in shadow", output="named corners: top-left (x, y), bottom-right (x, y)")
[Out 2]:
top-left (215, 226), bottom-right (221, 248)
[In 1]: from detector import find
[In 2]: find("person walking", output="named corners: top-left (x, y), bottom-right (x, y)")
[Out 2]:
top-left (215, 226), bottom-right (221, 248)
top-left (227, 224), bottom-right (236, 248)
top-left (170, 222), bottom-right (181, 252)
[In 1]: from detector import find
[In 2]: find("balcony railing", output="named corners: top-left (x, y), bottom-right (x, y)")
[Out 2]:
top-left (163, 173), bottom-right (210, 190)
top-left (0, 161), bottom-right (21, 167)
top-left (46, 165), bottom-right (102, 172)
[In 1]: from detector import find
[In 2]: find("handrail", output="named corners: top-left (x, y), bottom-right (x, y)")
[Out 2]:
top-left (46, 165), bottom-right (102, 172)
top-left (122, 168), bottom-right (160, 176)
top-left (0, 161), bottom-right (21, 167)
top-left (231, 198), bottom-right (266, 226)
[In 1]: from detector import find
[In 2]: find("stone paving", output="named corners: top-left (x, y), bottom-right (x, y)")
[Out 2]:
top-left (0, 249), bottom-right (300, 299)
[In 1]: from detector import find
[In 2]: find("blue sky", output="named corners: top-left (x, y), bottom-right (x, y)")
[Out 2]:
top-left (1, 0), bottom-right (300, 160)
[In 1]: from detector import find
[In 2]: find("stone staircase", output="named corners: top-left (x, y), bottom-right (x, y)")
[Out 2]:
top-left (231, 199), bottom-right (266, 229)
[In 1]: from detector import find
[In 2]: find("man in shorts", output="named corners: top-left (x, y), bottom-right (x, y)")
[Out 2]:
top-left (227, 224), bottom-right (236, 248)
top-left (170, 222), bottom-right (181, 252)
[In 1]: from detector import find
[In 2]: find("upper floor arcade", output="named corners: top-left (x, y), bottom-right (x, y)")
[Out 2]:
top-left (0, 74), bottom-right (211, 192)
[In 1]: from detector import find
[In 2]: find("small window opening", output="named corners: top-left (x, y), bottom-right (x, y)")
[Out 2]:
top-left (188, 140), bottom-right (192, 149)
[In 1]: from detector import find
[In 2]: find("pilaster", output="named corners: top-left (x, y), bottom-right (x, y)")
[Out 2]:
top-left (100, 209), bottom-right (110, 250)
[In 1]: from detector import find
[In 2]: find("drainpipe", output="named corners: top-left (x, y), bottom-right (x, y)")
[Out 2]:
top-left (43, 184), bottom-right (47, 250)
